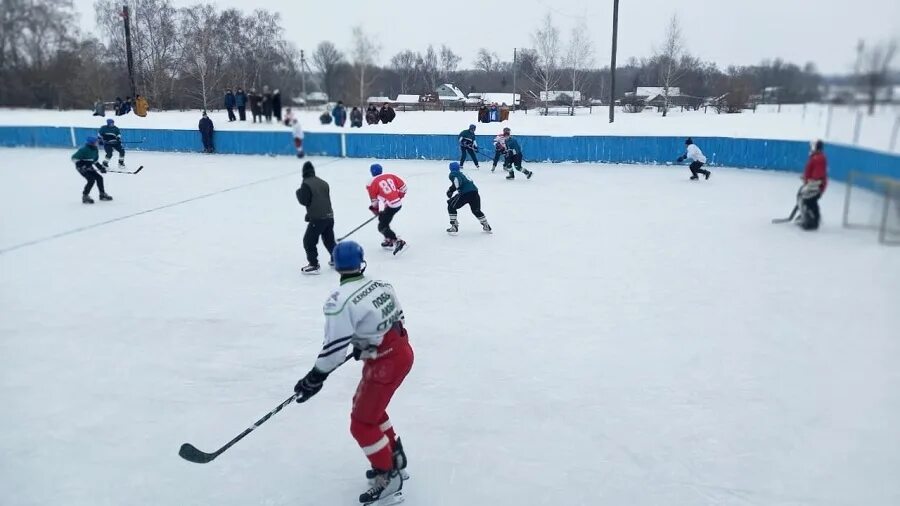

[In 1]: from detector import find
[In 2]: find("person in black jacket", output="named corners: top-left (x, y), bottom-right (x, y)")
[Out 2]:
top-left (224, 89), bottom-right (236, 121)
top-left (273, 89), bottom-right (283, 122)
top-left (199, 111), bottom-right (215, 153)
top-left (249, 88), bottom-right (262, 123)
top-left (235, 88), bottom-right (247, 121)
top-left (262, 85), bottom-right (273, 123)
top-left (296, 161), bottom-right (336, 274)
top-left (350, 106), bottom-right (363, 127)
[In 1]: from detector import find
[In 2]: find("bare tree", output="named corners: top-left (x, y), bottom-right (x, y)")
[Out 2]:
top-left (439, 44), bottom-right (461, 78)
top-left (656, 14), bottom-right (685, 117)
top-left (528, 13), bottom-right (562, 114)
top-left (858, 39), bottom-right (898, 115)
top-left (418, 44), bottom-right (439, 93)
top-left (312, 41), bottom-right (345, 100)
top-left (178, 4), bottom-right (225, 110)
top-left (474, 48), bottom-right (501, 73)
top-left (390, 50), bottom-right (419, 94)
top-left (564, 19), bottom-right (594, 113)
top-left (351, 26), bottom-right (380, 107)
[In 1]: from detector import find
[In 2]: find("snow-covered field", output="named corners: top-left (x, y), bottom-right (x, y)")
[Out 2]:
top-left (2, 103), bottom-right (899, 153)
top-left (1, 148), bottom-right (899, 506)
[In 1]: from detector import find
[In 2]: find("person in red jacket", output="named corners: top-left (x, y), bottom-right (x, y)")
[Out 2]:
top-left (800, 139), bottom-right (828, 230)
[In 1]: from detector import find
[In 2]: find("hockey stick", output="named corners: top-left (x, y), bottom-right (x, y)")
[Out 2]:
top-left (771, 205), bottom-right (799, 224)
top-left (122, 140), bottom-right (145, 144)
top-left (179, 354), bottom-right (353, 464)
top-left (337, 215), bottom-right (377, 242)
top-left (106, 165), bottom-right (144, 175)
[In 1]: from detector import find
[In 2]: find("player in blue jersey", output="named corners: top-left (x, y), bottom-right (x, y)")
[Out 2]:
top-left (445, 162), bottom-right (491, 234)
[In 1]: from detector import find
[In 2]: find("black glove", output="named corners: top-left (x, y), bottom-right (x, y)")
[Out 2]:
top-left (94, 162), bottom-right (107, 173)
top-left (446, 188), bottom-right (454, 198)
top-left (352, 346), bottom-right (363, 361)
top-left (294, 368), bottom-right (329, 403)
top-left (676, 155), bottom-right (686, 163)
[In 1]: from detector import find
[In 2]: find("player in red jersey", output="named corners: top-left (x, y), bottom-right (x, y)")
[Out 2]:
top-left (366, 163), bottom-right (408, 255)
top-left (799, 139), bottom-right (828, 231)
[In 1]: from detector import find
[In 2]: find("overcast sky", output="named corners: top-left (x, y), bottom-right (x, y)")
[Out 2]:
top-left (74, 0), bottom-right (899, 75)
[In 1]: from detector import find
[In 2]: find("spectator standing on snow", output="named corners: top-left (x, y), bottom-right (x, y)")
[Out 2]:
top-left (379, 103), bottom-right (396, 124)
top-left (224, 89), bottom-right (236, 122)
top-left (134, 95), bottom-right (148, 117)
top-left (262, 85), bottom-right (273, 123)
top-left (350, 106), bottom-right (363, 128)
top-left (332, 101), bottom-right (347, 127)
top-left (199, 111), bottom-right (215, 153)
top-left (273, 89), bottom-right (283, 122)
top-left (92, 99), bottom-right (105, 117)
top-left (249, 88), bottom-right (262, 123)
top-left (235, 88), bottom-right (247, 121)
top-left (365, 104), bottom-right (379, 125)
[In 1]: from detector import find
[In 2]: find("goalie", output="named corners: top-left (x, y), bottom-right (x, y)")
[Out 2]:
top-left (799, 140), bottom-right (828, 231)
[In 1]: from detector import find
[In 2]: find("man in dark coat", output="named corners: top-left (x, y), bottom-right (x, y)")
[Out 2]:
top-left (235, 88), bottom-right (247, 121)
top-left (332, 101), bottom-right (347, 127)
top-left (273, 89), bottom-right (283, 122)
top-left (379, 104), bottom-right (396, 124)
top-left (366, 104), bottom-right (379, 124)
top-left (224, 89), bottom-right (236, 122)
top-left (295, 161), bottom-right (336, 274)
top-left (350, 106), bottom-right (363, 127)
top-left (262, 85), bottom-right (273, 123)
top-left (249, 88), bottom-right (262, 123)
top-left (199, 111), bottom-right (215, 153)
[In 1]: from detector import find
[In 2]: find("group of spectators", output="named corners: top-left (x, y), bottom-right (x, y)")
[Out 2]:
top-left (224, 86), bottom-right (283, 123)
top-left (318, 102), bottom-right (396, 127)
top-left (477, 103), bottom-right (510, 123)
top-left (92, 95), bottom-right (149, 117)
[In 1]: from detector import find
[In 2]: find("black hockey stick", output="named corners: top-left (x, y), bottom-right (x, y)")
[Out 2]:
top-left (107, 165), bottom-right (143, 174)
top-left (122, 140), bottom-right (145, 144)
top-left (771, 205), bottom-right (799, 224)
top-left (337, 215), bottom-right (377, 242)
top-left (179, 354), bottom-right (353, 464)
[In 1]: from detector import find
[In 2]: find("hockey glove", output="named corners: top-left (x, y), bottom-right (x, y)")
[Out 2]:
top-left (94, 162), bottom-right (107, 173)
top-left (446, 188), bottom-right (455, 198)
top-left (352, 344), bottom-right (377, 361)
top-left (676, 155), bottom-right (686, 163)
top-left (369, 205), bottom-right (379, 216)
top-left (294, 367), bottom-right (329, 403)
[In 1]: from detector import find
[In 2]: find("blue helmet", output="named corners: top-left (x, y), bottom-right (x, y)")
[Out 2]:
top-left (468, 124), bottom-right (476, 131)
top-left (449, 161), bottom-right (460, 172)
top-left (332, 241), bottom-right (365, 273)
top-left (370, 163), bottom-right (383, 176)
top-left (85, 136), bottom-right (98, 145)
top-left (106, 119), bottom-right (115, 125)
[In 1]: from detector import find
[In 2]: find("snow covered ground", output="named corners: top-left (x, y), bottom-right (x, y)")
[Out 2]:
top-left (2, 103), bottom-right (899, 153)
top-left (1, 148), bottom-right (899, 506)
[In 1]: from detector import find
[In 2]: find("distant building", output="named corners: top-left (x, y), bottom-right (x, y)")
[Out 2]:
top-left (436, 84), bottom-right (467, 102)
top-left (467, 92), bottom-right (521, 106)
top-left (293, 91), bottom-right (328, 106)
top-left (538, 90), bottom-right (582, 103)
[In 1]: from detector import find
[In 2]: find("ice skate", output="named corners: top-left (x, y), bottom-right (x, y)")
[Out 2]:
top-left (301, 264), bottom-right (321, 275)
top-left (366, 438), bottom-right (409, 482)
top-left (392, 240), bottom-right (407, 256)
top-left (704, 171), bottom-right (711, 180)
top-left (381, 239), bottom-right (395, 249)
top-left (82, 194), bottom-right (94, 204)
top-left (505, 172), bottom-right (514, 180)
top-left (99, 193), bottom-right (113, 201)
top-left (118, 159), bottom-right (125, 167)
top-left (447, 221), bottom-right (459, 234)
top-left (525, 170), bottom-right (533, 179)
top-left (102, 159), bottom-right (110, 168)
top-left (481, 220), bottom-right (492, 233)
top-left (689, 175), bottom-right (699, 180)
top-left (360, 469), bottom-right (404, 506)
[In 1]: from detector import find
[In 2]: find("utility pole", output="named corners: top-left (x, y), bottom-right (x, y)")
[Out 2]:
top-left (300, 50), bottom-right (307, 110)
top-left (512, 48), bottom-right (517, 111)
top-left (609, 0), bottom-right (619, 123)
top-left (122, 5), bottom-right (136, 98)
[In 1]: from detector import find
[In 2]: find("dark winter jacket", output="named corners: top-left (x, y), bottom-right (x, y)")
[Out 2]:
top-left (249, 93), bottom-right (262, 113)
top-left (365, 105), bottom-right (379, 124)
top-left (199, 116), bottom-right (214, 134)
top-left (235, 90), bottom-right (247, 107)
top-left (272, 92), bottom-right (282, 118)
top-left (296, 162), bottom-right (334, 222)
top-left (350, 107), bottom-right (363, 127)
top-left (262, 91), bottom-right (273, 115)
top-left (379, 105), bottom-right (396, 124)
top-left (224, 92), bottom-right (236, 108)
top-left (332, 104), bottom-right (347, 126)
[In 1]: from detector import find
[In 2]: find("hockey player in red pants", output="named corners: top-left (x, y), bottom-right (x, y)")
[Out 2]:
top-left (293, 240), bottom-right (414, 505)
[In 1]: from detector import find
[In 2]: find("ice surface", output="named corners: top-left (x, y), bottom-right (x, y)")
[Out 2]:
top-left (2, 103), bottom-right (899, 153)
top-left (1, 148), bottom-right (899, 506)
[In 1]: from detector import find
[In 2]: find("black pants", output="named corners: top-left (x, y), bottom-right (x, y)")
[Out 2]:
top-left (303, 218), bottom-right (336, 265)
top-left (238, 106), bottom-right (246, 121)
top-left (378, 206), bottom-right (401, 241)
top-left (689, 161), bottom-right (709, 177)
top-left (504, 153), bottom-right (523, 170)
top-left (226, 107), bottom-right (236, 121)
top-left (448, 191), bottom-right (485, 219)
top-left (201, 132), bottom-right (214, 153)
top-left (77, 167), bottom-right (105, 195)
top-left (104, 143), bottom-right (125, 160)
top-left (460, 146), bottom-right (479, 167)
top-left (493, 149), bottom-right (504, 167)
top-left (801, 195), bottom-right (821, 230)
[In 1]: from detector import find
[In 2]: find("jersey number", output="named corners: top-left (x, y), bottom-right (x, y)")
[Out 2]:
top-left (378, 179), bottom-right (397, 194)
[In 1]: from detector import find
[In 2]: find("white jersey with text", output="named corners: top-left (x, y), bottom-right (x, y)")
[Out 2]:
top-left (314, 275), bottom-right (405, 373)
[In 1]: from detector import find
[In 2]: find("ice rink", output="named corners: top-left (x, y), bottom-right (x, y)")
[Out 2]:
top-left (1, 147), bottom-right (899, 506)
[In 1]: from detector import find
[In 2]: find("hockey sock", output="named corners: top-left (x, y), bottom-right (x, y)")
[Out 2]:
top-left (449, 213), bottom-right (458, 224)
top-left (378, 415), bottom-right (398, 445)
top-left (352, 419), bottom-right (394, 470)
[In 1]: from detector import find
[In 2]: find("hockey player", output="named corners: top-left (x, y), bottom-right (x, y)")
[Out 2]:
top-left (293, 240), bottom-right (413, 506)
top-left (72, 136), bottom-right (112, 204)
top-left (799, 139), bottom-right (828, 231)
top-left (502, 130), bottom-right (533, 180)
top-left (458, 124), bottom-right (480, 169)
top-left (676, 137), bottom-right (710, 180)
top-left (491, 127), bottom-right (509, 172)
top-left (296, 161), bottom-right (336, 274)
top-left (98, 118), bottom-right (125, 168)
top-left (291, 117), bottom-right (305, 158)
top-left (446, 162), bottom-right (491, 234)
top-left (366, 164), bottom-right (408, 255)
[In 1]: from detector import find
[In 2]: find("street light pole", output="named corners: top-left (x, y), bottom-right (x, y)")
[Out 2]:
top-left (609, 0), bottom-right (619, 123)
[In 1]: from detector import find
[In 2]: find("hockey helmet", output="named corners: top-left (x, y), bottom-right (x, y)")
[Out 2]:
top-left (810, 139), bottom-right (824, 152)
top-left (502, 127), bottom-right (511, 135)
top-left (468, 124), bottom-right (476, 131)
top-left (332, 240), bottom-right (365, 273)
top-left (106, 119), bottom-right (115, 125)
top-left (685, 137), bottom-right (694, 145)
top-left (448, 162), bottom-right (461, 172)
top-left (370, 163), bottom-right (383, 176)
top-left (85, 136), bottom-right (98, 145)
